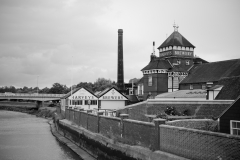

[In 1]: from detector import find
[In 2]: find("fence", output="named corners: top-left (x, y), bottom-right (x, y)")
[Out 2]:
top-left (63, 108), bottom-right (240, 160)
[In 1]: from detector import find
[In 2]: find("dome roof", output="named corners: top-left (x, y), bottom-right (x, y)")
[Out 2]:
top-left (157, 31), bottom-right (195, 49)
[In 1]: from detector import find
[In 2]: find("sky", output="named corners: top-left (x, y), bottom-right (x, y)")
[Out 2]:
top-left (0, 0), bottom-right (240, 89)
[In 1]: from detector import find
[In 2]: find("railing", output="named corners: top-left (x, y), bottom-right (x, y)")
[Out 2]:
top-left (66, 106), bottom-right (117, 117)
top-left (0, 93), bottom-right (65, 98)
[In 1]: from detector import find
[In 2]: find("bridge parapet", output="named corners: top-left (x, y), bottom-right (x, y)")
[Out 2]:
top-left (0, 93), bottom-right (65, 98)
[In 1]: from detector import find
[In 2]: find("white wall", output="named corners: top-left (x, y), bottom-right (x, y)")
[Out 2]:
top-left (100, 101), bottom-right (125, 110)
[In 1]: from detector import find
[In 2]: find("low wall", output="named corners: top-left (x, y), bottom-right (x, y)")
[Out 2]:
top-left (123, 119), bottom-right (156, 149)
top-left (118, 99), bottom-right (232, 122)
top-left (99, 116), bottom-right (121, 138)
top-left (63, 108), bottom-right (240, 160)
top-left (57, 119), bottom-right (186, 160)
top-left (166, 119), bottom-right (218, 131)
top-left (159, 125), bottom-right (240, 160)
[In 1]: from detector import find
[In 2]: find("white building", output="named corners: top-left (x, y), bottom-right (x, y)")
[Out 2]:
top-left (97, 87), bottom-right (128, 110)
top-left (61, 87), bottom-right (98, 111)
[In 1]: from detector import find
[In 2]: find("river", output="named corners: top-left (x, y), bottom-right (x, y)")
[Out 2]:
top-left (0, 110), bottom-right (81, 160)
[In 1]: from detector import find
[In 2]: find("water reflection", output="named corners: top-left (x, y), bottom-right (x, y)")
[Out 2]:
top-left (0, 111), bottom-right (81, 160)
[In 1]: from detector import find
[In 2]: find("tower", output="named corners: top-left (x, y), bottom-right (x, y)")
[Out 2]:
top-left (117, 29), bottom-right (124, 91)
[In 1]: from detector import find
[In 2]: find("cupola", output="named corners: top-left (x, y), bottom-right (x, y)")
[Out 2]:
top-left (157, 23), bottom-right (195, 58)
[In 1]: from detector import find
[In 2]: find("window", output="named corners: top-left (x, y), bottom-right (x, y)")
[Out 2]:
top-left (177, 60), bottom-right (181, 64)
top-left (202, 84), bottom-right (206, 90)
top-left (129, 89), bottom-right (133, 95)
top-left (190, 84), bottom-right (193, 90)
top-left (231, 120), bottom-right (240, 135)
top-left (77, 100), bottom-right (83, 105)
top-left (84, 100), bottom-right (97, 105)
top-left (148, 76), bottom-right (152, 86)
top-left (186, 60), bottom-right (190, 65)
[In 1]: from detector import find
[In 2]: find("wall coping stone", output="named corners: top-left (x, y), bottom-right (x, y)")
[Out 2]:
top-left (99, 115), bottom-right (121, 121)
top-left (147, 99), bottom-right (234, 104)
top-left (160, 124), bottom-right (240, 140)
top-left (124, 119), bottom-right (155, 126)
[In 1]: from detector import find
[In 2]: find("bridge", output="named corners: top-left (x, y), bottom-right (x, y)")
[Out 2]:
top-left (0, 93), bottom-right (65, 102)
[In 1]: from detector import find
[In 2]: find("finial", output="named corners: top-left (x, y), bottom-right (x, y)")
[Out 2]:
top-left (153, 41), bottom-right (155, 55)
top-left (173, 21), bottom-right (179, 32)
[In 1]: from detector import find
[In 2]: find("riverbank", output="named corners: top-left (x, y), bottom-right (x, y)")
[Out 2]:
top-left (49, 120), bottom-right (95, 160)
top-left (0, 105), bottom-right (57, 118)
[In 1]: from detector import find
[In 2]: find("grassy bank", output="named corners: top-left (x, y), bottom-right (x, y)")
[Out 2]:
top-left (0, 105), bottom-right (58, 119)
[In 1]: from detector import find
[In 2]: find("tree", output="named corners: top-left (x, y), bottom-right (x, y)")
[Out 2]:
top-left (76, 82), bottom-right (94, 91)
top-left (39, 87), bottom-right (50, 93)
top-left (49, 83), bottom-right (69, 94)
top-left (93, 78), bottom-right (116, 92)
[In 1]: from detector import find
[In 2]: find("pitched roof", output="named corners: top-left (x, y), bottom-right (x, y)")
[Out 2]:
top-left (61, 87), bottom-right (97, 99)
top-left (215, 76), bottom-right (240, 100)
top-left (141, 58), bottom-right (172, 71)
top-left (181, 59), bottom-right (240, 84)
top-left (97, 86), bottom-right (128, 100)
top-left (125, 95), bottom-right (139, 102)
top-left (157, 31), bottom-right (195, 49)
top-left (217, 95), bottom-right (240, 118)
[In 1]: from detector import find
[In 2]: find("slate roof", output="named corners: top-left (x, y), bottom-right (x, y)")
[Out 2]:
top-left (168, 65), bottom-right (188, 72)
top-left (215, 76), bottom-right (240, 100)
top-left (181, 59), bottom-right (240, 84)
top-left (137, 77), bottom-right (144, 84)
top-left (155, 89), bottom-right (207, 99)
top-left (217, 95), bottom-right (240, 118)
top-left (157, 31), bottom-right (195, 49)
top-left (126, 95), bottom-right (139, 102)
top-left (141, 58), bottom-right (172, 71)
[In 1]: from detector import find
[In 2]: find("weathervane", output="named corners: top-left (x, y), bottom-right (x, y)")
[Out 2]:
top-left (173, 21), bottom-right (179, 32)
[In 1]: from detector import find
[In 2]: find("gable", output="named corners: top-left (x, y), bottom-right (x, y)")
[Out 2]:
top-left (98, 88), bottom-right (128, 101)
top-left (68, 88), bottom-right (98, 100)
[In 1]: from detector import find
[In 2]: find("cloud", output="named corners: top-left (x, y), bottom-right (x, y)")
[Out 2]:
top-left (0, 0), bottom-right (240, 88)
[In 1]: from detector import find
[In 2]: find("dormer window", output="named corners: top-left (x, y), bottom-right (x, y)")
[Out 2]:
top-left (186, 60), bottom-right (190, 65)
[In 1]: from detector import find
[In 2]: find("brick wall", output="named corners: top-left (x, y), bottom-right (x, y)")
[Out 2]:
top-left (118, 101), bottom-right (148, 121)
top-left (87, 113), bottom-right (98, 133)
top-left (69, 110), bottom-right (74, 122)
top-left (123, 119), bottom-right (156, 149)
top-left (63, 108), bottom-right (239, 159)
top-left (73, 111), bottom-right (80, 125)
top-left (166, 119), bottom-right (218, 131)
top-left (79, 111), bottom-right (88, 129)
top-left (159, 125), bottom-right (240, 160)
top-left (65, 109), bottom-right (69, 120)
top-left (99, 116), bottom-right (121, 138)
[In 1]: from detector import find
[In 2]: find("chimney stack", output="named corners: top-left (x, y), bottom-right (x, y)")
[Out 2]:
top-left (117, 29), bottom-right (124, 91)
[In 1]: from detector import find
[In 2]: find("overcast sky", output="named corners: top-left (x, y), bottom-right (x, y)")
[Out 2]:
top-left (0, 0), bottom-right (240, 89)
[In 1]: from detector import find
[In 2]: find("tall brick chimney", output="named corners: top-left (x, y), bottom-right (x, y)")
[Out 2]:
top-left (117, 29), bottom-right (124, 91)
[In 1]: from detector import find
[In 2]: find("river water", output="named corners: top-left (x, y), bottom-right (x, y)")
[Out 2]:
top-left (0, 111), bottom-right (81, 160)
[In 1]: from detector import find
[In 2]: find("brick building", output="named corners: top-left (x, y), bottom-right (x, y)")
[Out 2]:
top-left (139, 24), bottom-right (207, 100)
